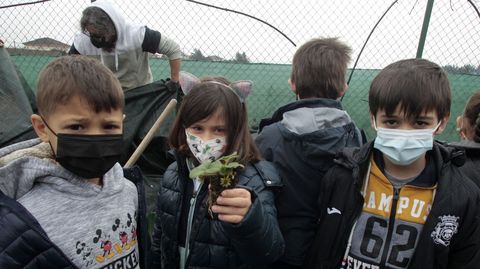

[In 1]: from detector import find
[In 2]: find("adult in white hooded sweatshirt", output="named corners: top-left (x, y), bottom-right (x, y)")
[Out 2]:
top-left (69, 0), bottom-right (182, 91)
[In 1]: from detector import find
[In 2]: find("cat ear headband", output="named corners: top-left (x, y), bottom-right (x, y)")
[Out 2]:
top-left (179, 71), bottom-right (253, 103)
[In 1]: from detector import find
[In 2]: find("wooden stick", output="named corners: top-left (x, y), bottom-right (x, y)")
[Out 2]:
top-left (124, 98), bottom-right (177, 168)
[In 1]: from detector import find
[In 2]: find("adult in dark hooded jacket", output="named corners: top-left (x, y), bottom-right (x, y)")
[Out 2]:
top-left (256, 38), bottom-right (362, 268)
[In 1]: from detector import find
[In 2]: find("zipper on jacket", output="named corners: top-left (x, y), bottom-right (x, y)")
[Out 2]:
top-left (379, 187), bottom-right (400, 266)
top-left (181, 181), bottom-right (202, 269)
top-left (335, 164), bottom-right (368, 268)
top-left (337, 195), bottom-right (364, 267)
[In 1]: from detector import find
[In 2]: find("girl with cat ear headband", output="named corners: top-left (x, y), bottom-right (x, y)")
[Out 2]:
top-left (151, 71), bottom-right (284, 268)
top-left (178, 71), bottom-right (253, 102)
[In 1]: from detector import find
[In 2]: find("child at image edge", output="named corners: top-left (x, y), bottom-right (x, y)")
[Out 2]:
top-left (150, 80), bottom-right (285, 268)
top-left (451, 90), bottom-right (480, 189)
top-left (305, 58), bottom-right (480, 269)
top-left (0, 55), bottom-right (147, 268)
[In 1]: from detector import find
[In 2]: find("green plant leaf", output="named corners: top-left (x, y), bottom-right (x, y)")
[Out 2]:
top-left (189, 159), bottom-right (213, 178)
top-left (188, 152), bottom-right (243, 179)
top-left (203, 162), bottom-right (223, 174)
top-left (225, 162), bottom-right (243, 169)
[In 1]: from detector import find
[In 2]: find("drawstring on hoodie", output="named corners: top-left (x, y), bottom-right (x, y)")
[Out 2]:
top-left (100, 50), bottom-right (104, 65)
top-left (99, 50), bottom-right (118, 71)
top-left (114, 51), bottom-right (118, 71)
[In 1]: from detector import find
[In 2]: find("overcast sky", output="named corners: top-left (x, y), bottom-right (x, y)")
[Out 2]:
top-left (1, 0), bottom-right (479, 68)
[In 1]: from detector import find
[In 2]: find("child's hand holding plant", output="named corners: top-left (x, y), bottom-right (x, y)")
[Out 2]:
top-left (189, 153), bottom-right (252, 223)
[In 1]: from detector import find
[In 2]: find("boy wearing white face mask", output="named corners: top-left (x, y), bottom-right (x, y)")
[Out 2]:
top-left (305, 58), bottom-right (480, 269)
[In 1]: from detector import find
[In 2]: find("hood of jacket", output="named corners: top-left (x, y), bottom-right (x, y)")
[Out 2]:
top-left (259, 98), bottom-right (361, 162)
top-left (0, 138), bottom-right (126, 200)
top-left (73, 0), bottom-right (145, 55)
top-left (450, 140), bottom-right (480, 157)
top-left (261, 98), bottom-right (356, 133)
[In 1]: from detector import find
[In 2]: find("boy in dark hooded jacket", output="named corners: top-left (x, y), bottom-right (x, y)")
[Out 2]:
top-left (256, 37), bottom-right (362, 268)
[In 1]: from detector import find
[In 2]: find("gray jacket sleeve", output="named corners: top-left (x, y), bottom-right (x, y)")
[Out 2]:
top-left (158, 34), bottom-right (182, 60)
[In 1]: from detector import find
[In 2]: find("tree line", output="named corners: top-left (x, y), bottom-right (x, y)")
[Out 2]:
top-left (187, 49), bottom-right (480, 74)
top-left (188, 49), bottom-right (250, 63)
top-left (442, 64), bottom-right (480, 75)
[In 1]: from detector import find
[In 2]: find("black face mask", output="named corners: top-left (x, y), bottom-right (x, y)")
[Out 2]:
top-left (43, 120), bottom-right (123, 179)
top-left (55, 133), bottom-right (123, 179)
top-left (90, 34), bottom-right (116, 50)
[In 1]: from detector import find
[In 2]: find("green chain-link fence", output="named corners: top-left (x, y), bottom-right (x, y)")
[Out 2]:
top-left (2, 0), bottom-right (479, 142)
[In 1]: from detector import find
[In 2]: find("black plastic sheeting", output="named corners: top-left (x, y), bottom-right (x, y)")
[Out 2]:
top-left (122, 80), bottom-right (180, 223)
top-left (0, 47), bottom-right (37, 146)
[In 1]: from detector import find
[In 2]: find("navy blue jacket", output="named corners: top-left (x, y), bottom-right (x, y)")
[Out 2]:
top-left (150, 151), bottom-right (285, 268)
top-left (256, 98), bottom-right (362, 266)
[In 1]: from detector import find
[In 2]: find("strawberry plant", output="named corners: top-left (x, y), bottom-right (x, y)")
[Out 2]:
top-left (189, 153), bottom-right (244, 218)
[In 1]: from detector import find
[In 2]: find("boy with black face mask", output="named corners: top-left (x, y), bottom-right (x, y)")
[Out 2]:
top-left (0, 55), bottom-right (147, 269)
top-left (304, 58), bottom-right (480, 269)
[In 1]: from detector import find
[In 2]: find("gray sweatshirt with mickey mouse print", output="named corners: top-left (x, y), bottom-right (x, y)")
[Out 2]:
top-left (0, 138), bottom-right (140, 269)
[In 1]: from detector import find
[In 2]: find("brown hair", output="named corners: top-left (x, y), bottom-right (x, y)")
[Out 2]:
top-left (200, 76), bottom-right (231, 85)
top-left (169, 81), bottom-right (261, 165)
top-left (462, 91), bottom-right (480, 142)
top-left (36, 55), bottom-right (124, 119)
top-left (369, 58), bottom-right (451, 120)
top-left (80, 6), bottom-right (116, 38)
top-left (291, 37), bottom-right (351, 99)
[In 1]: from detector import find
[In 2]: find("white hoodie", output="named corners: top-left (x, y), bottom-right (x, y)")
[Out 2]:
top-left (72, 0), bottom-right (182, 90)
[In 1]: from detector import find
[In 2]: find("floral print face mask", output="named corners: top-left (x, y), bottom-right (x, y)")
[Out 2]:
top-left (185, 130), bottom-right (226, 163)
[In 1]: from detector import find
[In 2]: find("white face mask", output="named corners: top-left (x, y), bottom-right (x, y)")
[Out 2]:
top-left (373, 121), bottom-right (441, 166)
top-left (185, 130), bottom-right (226, 163)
